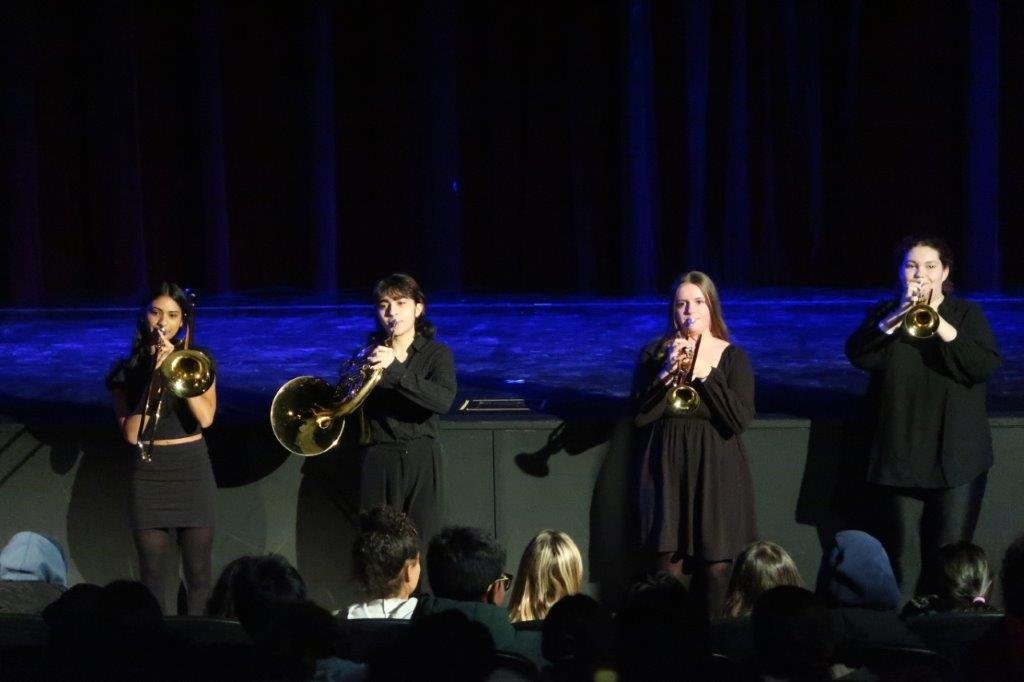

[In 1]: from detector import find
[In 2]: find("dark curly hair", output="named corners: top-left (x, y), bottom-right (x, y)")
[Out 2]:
top-left (352, 506), bottom-right (421, 600)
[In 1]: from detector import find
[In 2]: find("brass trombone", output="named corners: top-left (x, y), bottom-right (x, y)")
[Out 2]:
top-left (901, 282), bottom-right (939, 339)
top-left (270, 324), bottom-right (395, 457)
top-left (665, 331), bottom-right (702, 415)
top-left (136, 307), bottom-right (216, 462)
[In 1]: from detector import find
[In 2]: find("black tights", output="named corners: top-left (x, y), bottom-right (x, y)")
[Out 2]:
top-left (134, 527), bottom-right (213, 615)
top-left (657, 552), bottom-right (732, 619)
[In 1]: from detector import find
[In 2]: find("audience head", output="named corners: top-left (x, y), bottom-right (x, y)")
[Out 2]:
top-left (815, 530), bottom-right (900, 610)
top-left (205, 555), bottom-right (251, 618)
top-left (507, 530), bottom-right (583, 622)
top-left (542, 594), bottom-right (617, 681)
top-left (257, 600), bottom-right (343, 679)
top-left (353, 506), bottom-right (421, 601)
top-left (224, 554), bottom-right (307, 636)
top-left (1002, 534), bottom-right (1024, 618)
top-left (753, 586), bottom-right (837, 681)
top-left (929, 541), bottom-right (993, 609)
top-left (1, 531), bottom-right (68, 587)
top-left (427, 526), bottom-right (506, 604)
top-left (724, 540), bottom-right (805, 617)
top-left (619, 572), bottom-right (707, 680)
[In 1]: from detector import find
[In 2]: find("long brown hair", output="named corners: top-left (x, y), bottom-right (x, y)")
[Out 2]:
top-left (724, 540), bottom-right (805, 617)
top-left (666, 271), bottom-right (730, 341)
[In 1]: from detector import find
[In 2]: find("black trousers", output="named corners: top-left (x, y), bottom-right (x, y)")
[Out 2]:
top-left (876, 471), bottom-right (988, 598)
top-left (359, 437), bottom-right (445, 547)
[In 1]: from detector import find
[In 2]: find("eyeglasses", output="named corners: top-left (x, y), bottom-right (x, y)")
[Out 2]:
top-left (495, 572), bottom-right (513, 590)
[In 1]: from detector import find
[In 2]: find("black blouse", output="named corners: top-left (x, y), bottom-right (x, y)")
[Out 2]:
top-left (362, 335), bottom-right (457, 443)
top-left (106, 346), bottom-right (217, 440)
top-left (845, 295), bottom-right (1001, 488)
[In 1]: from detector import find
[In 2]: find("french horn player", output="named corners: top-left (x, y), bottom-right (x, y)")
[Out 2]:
top-left (274, 273), bottom-right (456, 547)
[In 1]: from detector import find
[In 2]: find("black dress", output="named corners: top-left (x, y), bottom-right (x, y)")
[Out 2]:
top-left (107, 349), bottom-right (217, 530)
top-left (633, 340), bottom-right (757, 562)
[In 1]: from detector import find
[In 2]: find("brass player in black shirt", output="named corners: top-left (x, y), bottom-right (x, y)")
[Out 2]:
top-left (358, 274), bottom-right (457, 545)
top-left (846, 236), bottom-right (1001, 597)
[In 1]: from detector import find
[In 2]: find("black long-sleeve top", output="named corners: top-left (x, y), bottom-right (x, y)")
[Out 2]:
top-left (105, 346), bottom-right (217, 439)
top-left (845, 295), bottom-right (1001, 488)
top-left (362, 335), bottom-right (457, 443)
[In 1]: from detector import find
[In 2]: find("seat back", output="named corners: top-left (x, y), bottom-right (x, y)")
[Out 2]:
top-left (335, 617), bottom-right (412, 663)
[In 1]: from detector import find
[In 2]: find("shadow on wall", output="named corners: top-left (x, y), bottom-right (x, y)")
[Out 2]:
top-left (294, 416), bottom-right (363, 612)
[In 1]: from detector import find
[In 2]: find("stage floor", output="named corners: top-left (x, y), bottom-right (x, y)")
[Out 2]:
top-left (2, 290), bottom-right (1021, 421)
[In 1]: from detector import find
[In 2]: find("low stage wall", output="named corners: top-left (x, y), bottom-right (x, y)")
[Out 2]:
top-left (1, 412), bottom-right (1021, 612)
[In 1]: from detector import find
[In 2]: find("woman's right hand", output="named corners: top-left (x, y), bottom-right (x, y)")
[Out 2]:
top-left (152, 328), bottom-right (175, 369)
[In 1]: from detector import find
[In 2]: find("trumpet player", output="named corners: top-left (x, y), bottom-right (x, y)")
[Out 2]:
top-left (846, 236), bottom-right (1001, 599)
top-left (106, 282), bottom-right (218, 614)
top-left (357, 273), bottom-right (457, 550)
top-left (632, 271), bottom-right (756, 616)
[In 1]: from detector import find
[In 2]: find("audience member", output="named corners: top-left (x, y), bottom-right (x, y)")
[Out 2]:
top-left (902, 541), bottom-right (996, 618)
top-left (752, 586), bottom-right (844, 682)
top-left (724, 540), bottom-right (805, 618)
top-left (618, 572), bottom-right (711, 681)
top-left (965, 534), bottom-right (1024, 680)
top-left (205, 555), bottom-right (252, 618)
top-left (542, 594), bottom-right (617, 682)
top-left (815, 530), bottom-right (925, 652)
top-left (415, 526), bottom-right (542, 665)
top-left (0, 531), bottom-right (68, 614)
top-left (507, 529), bottom-right (583, 623)
top-left (369, 610), bottom-right (495, 681)
top-left (43, 580), bottom-right (186, 680)
top-left (346, 506), bottom-right (420, 620)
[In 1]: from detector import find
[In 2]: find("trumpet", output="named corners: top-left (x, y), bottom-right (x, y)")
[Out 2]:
top-left (665, 330), bottom-right (702, 415)
top-left (136, 319), bottom-right (215, 462)
top-left (901, 282), bottom-right (939, 339)
top-left (270, 324), bottom-right (395, 457)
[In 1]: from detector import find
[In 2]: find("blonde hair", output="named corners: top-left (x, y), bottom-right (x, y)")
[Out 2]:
top-left (507, 530), bottom-right (584, 623)
top-left (667, 271), bottom-right (730, 341)
top-left (724, 540), bottom-right (804, 617)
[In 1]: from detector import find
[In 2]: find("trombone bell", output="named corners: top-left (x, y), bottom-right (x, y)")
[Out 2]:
top-left (161, 349), bottom-right (215, 398)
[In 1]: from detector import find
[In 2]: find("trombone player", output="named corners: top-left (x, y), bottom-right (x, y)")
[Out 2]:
top-left (106, 283), bottom-right (217, 614)
top-left (846, 236), bottom-right (1001, 599)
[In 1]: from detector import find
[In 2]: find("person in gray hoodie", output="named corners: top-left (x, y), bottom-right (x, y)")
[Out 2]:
top-left (0, 531), bottom-right (68, 614)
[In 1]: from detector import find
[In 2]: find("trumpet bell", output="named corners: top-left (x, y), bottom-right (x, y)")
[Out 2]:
top-left (270, 376), bottom-right (348, 457)
top-left (666, 384), bottom-right (701, 414)
top-left (161, 349), bottom-right (215, 398)
top-left (902, 303), bottom-right (939, 339)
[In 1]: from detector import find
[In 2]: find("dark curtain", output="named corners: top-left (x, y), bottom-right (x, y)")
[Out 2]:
top-left (2, 0), bottom-right (1018, 302)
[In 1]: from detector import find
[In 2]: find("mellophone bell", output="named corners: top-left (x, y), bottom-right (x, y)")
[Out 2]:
top-left (272, 273), bottom-right (457, 548)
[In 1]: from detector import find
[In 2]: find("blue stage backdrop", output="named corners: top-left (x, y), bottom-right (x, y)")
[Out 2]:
top-left (2, 1), bottom-right (1022, 303)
